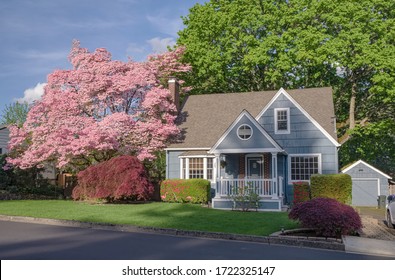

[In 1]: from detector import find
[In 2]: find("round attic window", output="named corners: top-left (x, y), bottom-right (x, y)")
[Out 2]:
top-left (237, 124), bottom-right (253, 140)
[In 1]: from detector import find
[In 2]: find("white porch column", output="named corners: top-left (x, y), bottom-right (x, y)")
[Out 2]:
top-left (214, 154), bottom-right (221, 198)
top-left (271, 152), bottom-right (278, 198)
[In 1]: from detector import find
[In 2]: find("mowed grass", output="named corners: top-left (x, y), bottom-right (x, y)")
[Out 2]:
top-left (0, 200), bottom-right (298, 236)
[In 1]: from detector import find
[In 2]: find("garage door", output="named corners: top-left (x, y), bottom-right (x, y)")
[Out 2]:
top-left (352, 179), bottom-right (379, 206)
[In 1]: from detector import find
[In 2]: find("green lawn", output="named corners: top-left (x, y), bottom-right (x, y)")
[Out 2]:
top-left (0, 200), bottom-right (298, 236)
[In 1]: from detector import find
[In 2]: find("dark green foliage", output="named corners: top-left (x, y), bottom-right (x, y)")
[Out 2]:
top-left (0, 154), bottom-right (61, 199)
top-left (160, 179), bottom-right (211, 204)
top-left (178, 0), bottom-right (395, 175)
top-left (289, 197), bottom-right (362, 238)
top-left (310, 174), bottom-right (352, 204)
top-left (143, 151), bottom-right (166, 200)
top-left (0, 155), bottom-right (13, 189)
top-left (339, 121), bottom-right (395, 177)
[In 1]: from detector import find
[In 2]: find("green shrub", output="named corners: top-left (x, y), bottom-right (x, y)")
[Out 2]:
top-left (310, 174), bottom-right (352, 204)
top-left (228, 183), bottom-right (259, 211)
top-left (0, 154), bottom-right (59, 198)
top-left (160, 179), bottom-right (211, 204)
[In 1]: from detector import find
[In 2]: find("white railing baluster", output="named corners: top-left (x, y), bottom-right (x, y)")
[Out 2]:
top-left (217, 178), bottom-right (277, 198)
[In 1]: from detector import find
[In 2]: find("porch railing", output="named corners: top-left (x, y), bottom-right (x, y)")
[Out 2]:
top-left (216, 178), bottom-right (278, 198)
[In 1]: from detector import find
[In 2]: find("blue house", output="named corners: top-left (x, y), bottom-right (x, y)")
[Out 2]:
top-left (0, 126), bottom-right (10, 155)
top-left (165, 81), bottom-right (340, 211)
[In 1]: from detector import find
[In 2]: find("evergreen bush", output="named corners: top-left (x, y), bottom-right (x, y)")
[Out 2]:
top-left (160, 179), bottom-right (211, 204)
top-left (310, 174), bottom-right (352, 204)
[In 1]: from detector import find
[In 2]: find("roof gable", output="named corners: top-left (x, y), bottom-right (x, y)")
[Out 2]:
top-left (257, 88), bottom-right (340, 147)
top-left (342, 160), bottom-right (391, 179)
top-left (209, 110), bottom-right (283, 154)
top-left (167, 87), bottom-right (338, 150)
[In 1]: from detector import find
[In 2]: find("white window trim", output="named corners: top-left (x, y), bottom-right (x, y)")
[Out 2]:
top-left (274, 107), bottom-right (290, 134)
top-left (237, 124), bottom-right (253, 140)
top-left (288, 154), bottom-right (322, 183)
top-left (179, 156), bottom-right (215, 182)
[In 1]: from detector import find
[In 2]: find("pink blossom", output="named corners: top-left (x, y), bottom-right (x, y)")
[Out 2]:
top-left (7, 40), bottom-right (190, 170)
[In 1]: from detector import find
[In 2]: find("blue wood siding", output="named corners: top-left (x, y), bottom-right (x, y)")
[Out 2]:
top-left (212, 199), bottom-right (281, 211)
top-left (258, 93), bottom-right (338, 175)
top-left (216, 115), bottom-right (278, 151)
top-left (166, 150), bottom-right (183, 179)
top-left (0, 128), bottom-right (10, 154)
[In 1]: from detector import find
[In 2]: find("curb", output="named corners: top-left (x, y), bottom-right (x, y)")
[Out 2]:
top-left (0, 214), bottom-right (345, 252)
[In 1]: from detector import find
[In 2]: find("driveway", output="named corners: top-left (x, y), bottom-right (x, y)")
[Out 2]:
top-left (356, 207), bottom-right (395, 241)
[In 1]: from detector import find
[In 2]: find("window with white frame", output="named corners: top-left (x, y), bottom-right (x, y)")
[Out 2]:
top-left (275, 108), bottom-right (290, 134)
top-left (181, 157), bottom-right (214, 181)
top-left (290, 154), bottom-right (321, 181)
top-left (237, 124), bottom-right (253, 140)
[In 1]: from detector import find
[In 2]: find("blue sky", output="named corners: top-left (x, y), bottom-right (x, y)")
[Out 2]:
top-left (0, 0), bottom-right (205, 114)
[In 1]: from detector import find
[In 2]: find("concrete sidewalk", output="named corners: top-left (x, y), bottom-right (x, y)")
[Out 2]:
top-left (343, 235), bottom-right (395, 257)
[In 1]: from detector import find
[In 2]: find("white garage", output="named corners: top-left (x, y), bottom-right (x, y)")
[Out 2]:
top-left (342, 160), bottom-right (391, 207)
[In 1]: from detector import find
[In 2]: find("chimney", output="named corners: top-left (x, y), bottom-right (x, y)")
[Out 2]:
top-left (168, 77), bottom-right (180, 113)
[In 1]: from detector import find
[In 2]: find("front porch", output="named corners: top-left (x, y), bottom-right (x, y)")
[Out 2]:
top-left (212, 177), bottom-right (284, 211)
top-left (211, 152), bottom-right (286, 211)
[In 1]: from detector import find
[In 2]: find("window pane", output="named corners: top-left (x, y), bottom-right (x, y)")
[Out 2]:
top-left (290, 156), bottom-right (319, 181)
top-left (182, 158), bottom-right (186, 179)
top-left (237, 125), bottom-right (252, 140)
top-left (207, 158), bottom-right (213, 180)
top-left (277, 109), bottom-right (288, 131)
top-left (189, 158), bottom-right (204, 179)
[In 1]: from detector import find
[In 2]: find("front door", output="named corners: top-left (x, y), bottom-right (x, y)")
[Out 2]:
top-left (247, 156), bottom-right (263, 179)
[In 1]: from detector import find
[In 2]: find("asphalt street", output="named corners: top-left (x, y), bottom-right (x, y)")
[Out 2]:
top-left (0, 220), bottom-right (392, 260)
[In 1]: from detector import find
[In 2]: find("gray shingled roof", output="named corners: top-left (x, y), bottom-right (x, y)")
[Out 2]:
top-left (168, 87), bottom-right (337, 149)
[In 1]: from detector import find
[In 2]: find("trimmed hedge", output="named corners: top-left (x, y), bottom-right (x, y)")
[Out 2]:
top-left (289, 197), bottom-right (362, 238)
top-left (310, 174), bottom-right (352, 204)
top-left (160, 179), bottom-right (211, 204)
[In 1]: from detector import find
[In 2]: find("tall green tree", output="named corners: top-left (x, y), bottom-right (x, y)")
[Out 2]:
top-left (0, 102), bottom-right (29, 127)
top-left (178, 0), bottom-right (395, 174)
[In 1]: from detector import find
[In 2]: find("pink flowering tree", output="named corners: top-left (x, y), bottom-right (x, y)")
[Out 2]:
top-left (7, 40), bottom-right (190, 171)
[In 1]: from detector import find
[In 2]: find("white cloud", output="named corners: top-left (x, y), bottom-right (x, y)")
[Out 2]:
top-left (15, 83), bottom-right (46, 104)
top-left (147, 37), bottom-right (176, 54)
top-left (126, 43), bottom-right (146, 59)
top-left (146, 15), bottom-right (183, 37)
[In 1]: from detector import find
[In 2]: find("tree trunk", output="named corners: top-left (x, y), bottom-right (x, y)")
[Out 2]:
top-left (349, 82), bottom-right (357, 130)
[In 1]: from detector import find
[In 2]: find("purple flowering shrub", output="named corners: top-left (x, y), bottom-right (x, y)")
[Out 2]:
top-left (288, 197), bottom-right (362, 238)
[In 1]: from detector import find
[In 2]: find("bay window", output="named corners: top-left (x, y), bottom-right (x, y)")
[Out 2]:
top-left (180, 157), bottom-right (214, 181)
